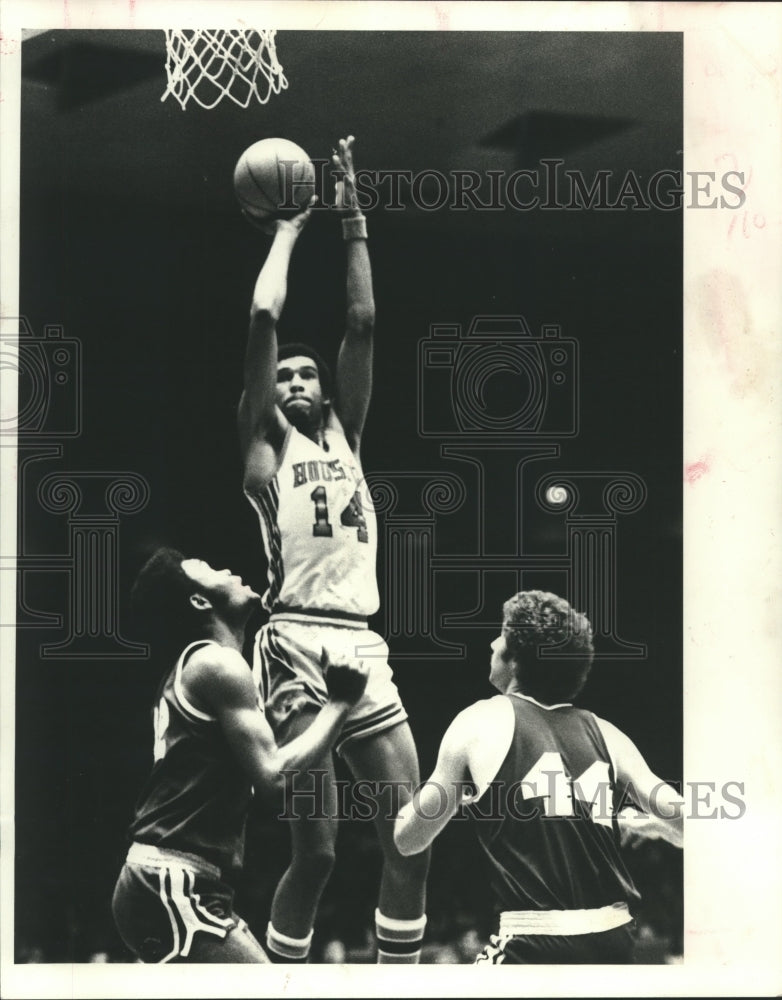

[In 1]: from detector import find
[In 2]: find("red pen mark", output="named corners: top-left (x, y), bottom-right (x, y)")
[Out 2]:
top-left (685, 458), bottom-right (710, 485)
top-left (727, 209), bottom-right (766, 240)
top-left (695, 267), bottom-right (771, 400)
top-left (0, 31), bottom-right (19, 56)
top-left (700, 270), bottom-right (739, 377)
top-left (713, 154), bottom-right (752, 187)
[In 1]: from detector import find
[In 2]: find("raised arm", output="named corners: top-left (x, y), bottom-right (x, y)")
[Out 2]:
top-left (594, 715), bottom-right (684, 849)
top-left (186, 645), bottom-right (367, 795)
top-left (332, 136), bottom-right (375, 452)
top-left (237, 201), bottom-right (316, 489)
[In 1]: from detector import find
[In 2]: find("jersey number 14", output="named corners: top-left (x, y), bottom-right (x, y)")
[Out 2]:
top-left (311, 487), bottom-right (368, 542)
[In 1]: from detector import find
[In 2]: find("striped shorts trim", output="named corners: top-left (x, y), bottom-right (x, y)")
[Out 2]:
top-left (337, 702), bottom-right (408, 754)
top-left (156, 865), bottom-right (235, 961)
top-left (475, 934), bottom-right (508, 965)
top-left (113, 844), bottom-right (239, 963)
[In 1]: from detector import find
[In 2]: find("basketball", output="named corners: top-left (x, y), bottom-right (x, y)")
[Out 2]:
top-left (233, 138), bottom-right (316, 225)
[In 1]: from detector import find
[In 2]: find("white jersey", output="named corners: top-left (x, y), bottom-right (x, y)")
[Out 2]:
top-left (245, 424), bottom-right (379, 619)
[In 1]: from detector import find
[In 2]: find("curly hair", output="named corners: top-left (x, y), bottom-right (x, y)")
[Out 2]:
top-left (502, 590), bottom-right (595, 703)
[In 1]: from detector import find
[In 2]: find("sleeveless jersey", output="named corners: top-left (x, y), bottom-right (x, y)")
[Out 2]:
top-left (129, 640), bottom-right (252, 873)
top-left (468, 694), bottom-right (640, 913)
top-left (245, 424), bottom-right (379, 618)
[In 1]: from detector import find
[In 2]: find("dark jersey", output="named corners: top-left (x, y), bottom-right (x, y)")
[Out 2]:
top-left (129, 640), bottom-right (252, 873)
top-left (468, 694), bottom-right (640, 913)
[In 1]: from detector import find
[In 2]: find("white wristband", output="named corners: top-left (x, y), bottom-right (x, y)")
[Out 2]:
top-left (342, 214), bottom-right (368, 241)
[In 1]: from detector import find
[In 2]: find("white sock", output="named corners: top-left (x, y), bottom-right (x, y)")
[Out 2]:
top-left (265, 921), bottom-right (313, 962)
top-left (375, 908), bottom-right (427, 964)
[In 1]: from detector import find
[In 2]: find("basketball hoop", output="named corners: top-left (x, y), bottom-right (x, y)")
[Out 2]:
top-left (161, 29), bottom-right (288, 110)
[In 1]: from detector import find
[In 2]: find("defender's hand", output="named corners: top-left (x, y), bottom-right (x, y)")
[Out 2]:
top-left (266, 682), bottom-right (309, 731)
top-left (332, 135), bottom-right (361, 215)
top-left (322, 647), bottom-right (368, 706)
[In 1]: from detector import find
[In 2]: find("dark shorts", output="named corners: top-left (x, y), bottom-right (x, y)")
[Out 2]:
top-left (475, 921), bottom-right (637, 965)
top-left (112, 844), bottom-right (267, 963)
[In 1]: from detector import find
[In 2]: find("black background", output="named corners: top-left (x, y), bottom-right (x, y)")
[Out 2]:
top-left (15, 29), bottom-right (682, 960)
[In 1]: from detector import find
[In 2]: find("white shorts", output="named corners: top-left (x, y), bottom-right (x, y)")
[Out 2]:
top-left (253, 614), bottom-right (407, 755)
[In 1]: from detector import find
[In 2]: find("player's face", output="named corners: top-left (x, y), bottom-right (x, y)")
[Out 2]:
top-left (489, 632), bottom-right (515, 692)
top-left (276, 356), bottom-right (327, 430)
top-left (181, 558), bottom-right (260, 612)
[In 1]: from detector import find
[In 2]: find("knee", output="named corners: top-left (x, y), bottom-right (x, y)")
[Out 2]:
top-left (292, 845), bottom-right (337, 883)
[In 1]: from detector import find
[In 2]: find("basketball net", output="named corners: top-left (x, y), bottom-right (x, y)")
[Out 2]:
top-left (161, 29), bottom-right (288, 110)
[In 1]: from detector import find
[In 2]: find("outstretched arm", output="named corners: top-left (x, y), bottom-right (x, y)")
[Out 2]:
top-left (394, 708), bottom-right (477, 857)
top-left (595, 715), bottom-right (684, 849)
top-left (238, 200), bottom-right (316, 489)
top-left (332, 136), bottom-right (375, 452)
top-left (186, 645), bottom-right (367, 795)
